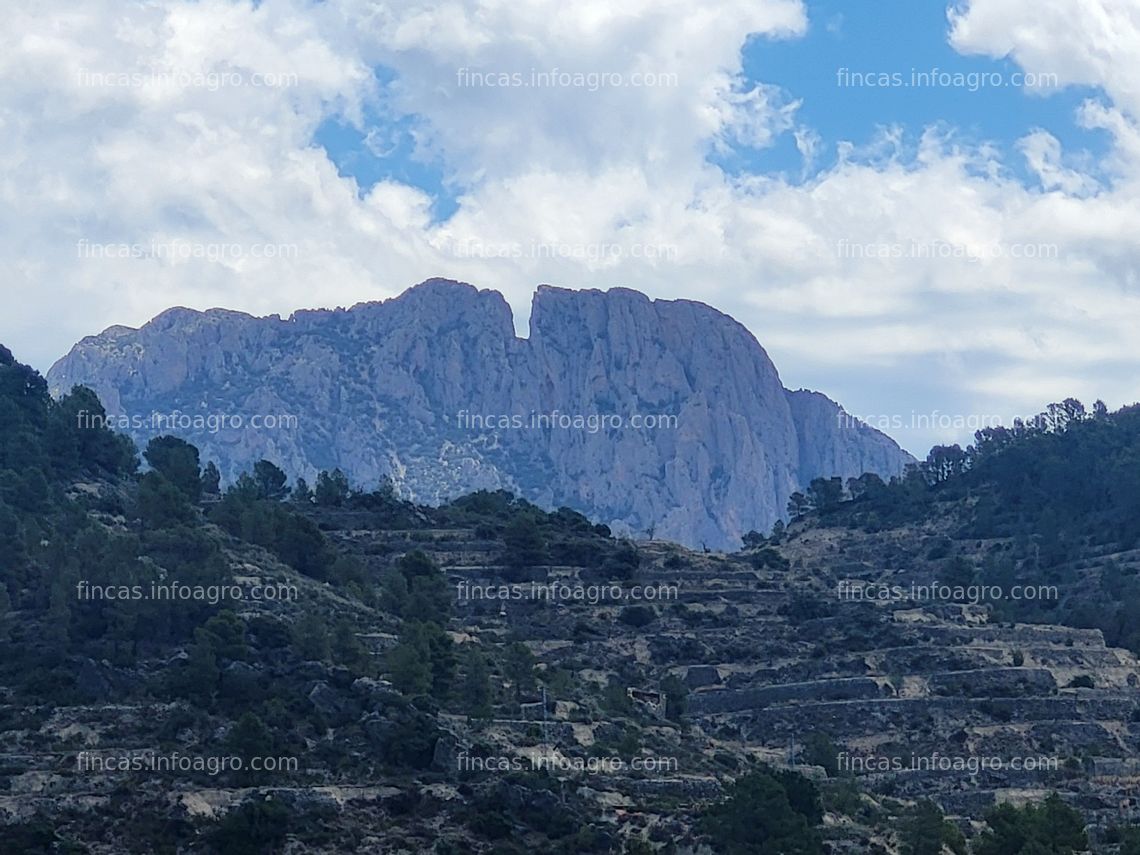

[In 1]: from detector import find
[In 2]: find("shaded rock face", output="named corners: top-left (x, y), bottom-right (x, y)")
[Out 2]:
top-left (47, 279), bottom-right (912, 549)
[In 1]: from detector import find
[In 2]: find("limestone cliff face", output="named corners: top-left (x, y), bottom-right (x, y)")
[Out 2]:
top-left (784, 389), bottom-right (912, 486)
top-left (47, 279), bottom-right (913, 549)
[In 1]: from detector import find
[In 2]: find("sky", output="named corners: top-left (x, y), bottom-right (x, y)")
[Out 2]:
top-left (2, 0), bottom-right (1139, 456)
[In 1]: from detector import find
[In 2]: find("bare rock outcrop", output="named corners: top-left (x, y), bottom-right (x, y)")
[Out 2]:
top-left (47, 279), bottom-right (913, 549)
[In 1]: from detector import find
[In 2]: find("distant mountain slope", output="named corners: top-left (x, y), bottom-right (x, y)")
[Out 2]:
top-left (47, 279), bottom-right (912, 549)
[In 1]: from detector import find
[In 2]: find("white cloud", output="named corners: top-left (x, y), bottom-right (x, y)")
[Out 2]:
top-left (1, 0), bottom-right (1139, 457)
top-left (948, 0), bottom-right (1140, 116)
top-left (1017, 129), bottom-right (1099, 194)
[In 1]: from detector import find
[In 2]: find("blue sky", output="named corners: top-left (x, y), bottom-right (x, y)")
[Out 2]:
top-left (317, 0), bottom-right (1110, 210)
top-left (731, 0), bottom-right (1109, 183)
top-left (4, 0), bottom-right (1139, 458)
top-left (315, 108), bottom-right (461, 223)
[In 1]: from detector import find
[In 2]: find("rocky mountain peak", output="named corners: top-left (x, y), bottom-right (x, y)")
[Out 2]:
top-left (47, 279), bottom-right (913, 549)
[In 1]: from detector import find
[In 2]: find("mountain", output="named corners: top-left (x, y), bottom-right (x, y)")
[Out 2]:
top-left (47, 279), bottom-right (912, 550)
top-left (6, 339), bottom-right (1140, 852)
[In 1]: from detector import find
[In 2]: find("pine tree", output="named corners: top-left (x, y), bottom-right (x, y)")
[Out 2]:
top-left (252, 460), bottom-right (289, 501)
top-left (183, 632), bottom-right (220, 699)
top-left (502, 514), bottom-right (546, 572)
top-left (462, 648), bottom-right (494, 719)
top-left (292, 477), bottom-right (314, 504)
top-left (226, 712), bottom-right (275, 785)
top-left (201, 461), bottom-right (221, 495)
top-left (332, 619), bottom-right (372, 676)
top-left (387, 632), bottom-right (432, 696)
top-left (314, 469), bottom-right (351, 507)
top-left (900, 801), bottom-right (954, 855)
top-left (143, 436), bottom-right (202, 500)
top-left (293, 612), bottom-right (330, 662)
top-left (504, 641), bottom-right (536, 702)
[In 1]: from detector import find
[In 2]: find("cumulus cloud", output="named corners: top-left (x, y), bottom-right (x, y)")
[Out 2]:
top-left (1017, 130), bottom-right (1099, 195)
top-left (948, 0), bottom-right (1140, 114)
top-left (1, 0), bottom-right (1139, 455)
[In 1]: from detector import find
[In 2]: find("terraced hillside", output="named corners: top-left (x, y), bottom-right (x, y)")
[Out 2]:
top-left (6, 486), bottom-right (1140, 852)
top-left (5, 340), bottom-right (1140, 852)
top-left (304, 500), bottom-right (1140, 851)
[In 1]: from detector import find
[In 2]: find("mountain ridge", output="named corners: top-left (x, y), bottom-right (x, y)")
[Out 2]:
top-left (47, 278), bottom-right (914, 549)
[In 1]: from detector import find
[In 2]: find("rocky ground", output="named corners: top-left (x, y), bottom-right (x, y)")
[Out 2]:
top-left (3, 500), bottom-right (1140, 853)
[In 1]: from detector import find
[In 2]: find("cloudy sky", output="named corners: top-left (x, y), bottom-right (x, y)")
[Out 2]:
top-left (2, 0), bottom-right (1137, 455)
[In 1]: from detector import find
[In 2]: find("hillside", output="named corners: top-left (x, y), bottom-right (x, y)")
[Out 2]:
top-left (4, 343), bottom-right (1140, 853)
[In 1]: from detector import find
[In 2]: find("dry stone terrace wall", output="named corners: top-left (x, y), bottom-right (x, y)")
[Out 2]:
top-left (927, 667), bottom-right (1058, 697)
top-left (341, 516), bottom-right (1140, 795)
top-left (686, 677), bottom-right (886, 714)
top-left (730, 696), bottom-right (1140, 738)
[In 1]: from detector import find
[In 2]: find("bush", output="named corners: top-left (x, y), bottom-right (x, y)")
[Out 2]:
top-left (314, 468), bottom-right (351, 507)
top-left (900, 800), bottom-right (967, 855)
top-left (801, 732), bottom-right (839, 777)
top-left (502, 514), bottom-right (547, 572)
top-left (618, 605), bottom-right (656, 628)
top-left (143, 436), bottom-right (202, 501)
top-left (208, 799), bottom-right (290, 854)
top-left (974, 793), bottom-right (1087, 855)
top-left (699, 767), bottom-right (823, 854)
top-left (137, 472), bottom-right (195, 529)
